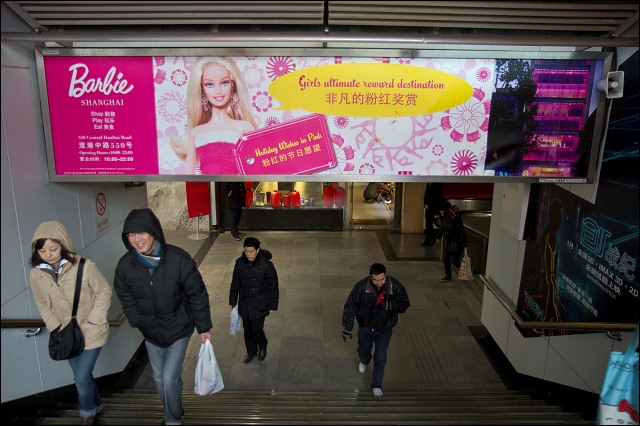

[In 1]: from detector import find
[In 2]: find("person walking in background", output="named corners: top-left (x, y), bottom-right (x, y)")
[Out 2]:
top-left (363, 182), bottom-right (394, 204)
top-left (341, 263), bottom-right (410, 397)
top-left (29, 221), bottom-right (112, 425)
top-left (422, 182), bottom-right (444, 246)
top-left (185, 57), bottom-right (258, 175)
top-left (229, 237), bottom-right (279, 364)
top-left (436, 200), bottom-right (468, 283)
top-left (221, 181), bottom-right (246, 241)
top-left (114, 208), bottom-right (212, 426)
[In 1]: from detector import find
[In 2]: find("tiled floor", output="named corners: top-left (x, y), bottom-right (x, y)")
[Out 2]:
top-left (135, 229), bottom-right (502, 394)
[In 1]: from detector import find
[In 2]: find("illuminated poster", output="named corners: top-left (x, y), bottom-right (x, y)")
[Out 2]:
top-left (517, 184), bottom-right (638, 335)
top-left (516, 51), bottom-right (639, 335)
top-left (517, 51), bottom-right (640, 334)
top-left (44, 56), bottom-right (158, 175)
top-left (154, 56), bottom-right (484, 177)
top-left (40, 53), bottom-right (606, 179)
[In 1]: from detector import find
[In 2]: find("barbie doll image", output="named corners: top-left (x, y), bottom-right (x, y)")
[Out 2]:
top-left (184, 57), bottom-right (258, 174)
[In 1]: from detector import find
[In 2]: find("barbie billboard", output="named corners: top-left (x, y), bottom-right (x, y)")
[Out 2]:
top-left (37, 51), bottom-right (610, 182)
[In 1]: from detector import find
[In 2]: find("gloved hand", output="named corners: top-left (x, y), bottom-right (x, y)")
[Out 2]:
top-left (342, 329), bottom-right (352, 341)
top-left (379, 300), bottom-right (393, 311)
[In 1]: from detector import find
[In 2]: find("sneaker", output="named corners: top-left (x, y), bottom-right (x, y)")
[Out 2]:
top-left (358, 362), bottom-right (367, 373)
top-left (372, 387), bottom-right (383, 397)
top-left (440, 276), bottom-right (453, 283)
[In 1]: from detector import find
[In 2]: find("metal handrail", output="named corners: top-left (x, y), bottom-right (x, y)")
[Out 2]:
top-left (478, 274), bottom-right (637, 338)
top-left (1, 313), bottom-right (126, 329)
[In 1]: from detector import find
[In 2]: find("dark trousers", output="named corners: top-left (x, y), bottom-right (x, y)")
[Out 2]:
top-left (228, 207), bottom-right (243, 237)
top-left (357, 327), bottom-right (392, 389)
top-left (424, 208), bottom-right (439, 242)
top-left (242, 316), bottom-right (267, 356)
top-left (443, 248), bottom-right (463, 278)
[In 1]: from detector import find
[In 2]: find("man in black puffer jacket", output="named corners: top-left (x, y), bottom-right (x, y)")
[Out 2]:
top-left (341, 263), bottom-right (410, 397)
top-left (114, 208), bottom-right (212, 426)
top-left (229, 236), bottom-right (279, 363)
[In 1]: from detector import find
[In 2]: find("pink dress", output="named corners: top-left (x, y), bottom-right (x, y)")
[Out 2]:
top-left (194, 130), bottom-right (243, 175)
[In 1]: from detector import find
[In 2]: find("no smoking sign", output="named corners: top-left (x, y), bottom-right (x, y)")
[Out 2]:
top-left (96, 192), bottom-right (107, 216)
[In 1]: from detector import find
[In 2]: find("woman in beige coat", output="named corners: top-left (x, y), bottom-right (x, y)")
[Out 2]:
top-left (29, 221), bottom-right (112, 425)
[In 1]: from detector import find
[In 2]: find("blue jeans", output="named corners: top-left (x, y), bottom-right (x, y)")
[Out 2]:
top-left (145, 336), bottom-right (190, 425)
top-left (67, 347), bottom-right (103, 418)
top-left (357, 327), bottom-right (392, 389)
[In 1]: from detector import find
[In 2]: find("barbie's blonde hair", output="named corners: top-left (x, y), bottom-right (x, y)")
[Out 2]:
top-left (186, 57), bottom-right (258, 132)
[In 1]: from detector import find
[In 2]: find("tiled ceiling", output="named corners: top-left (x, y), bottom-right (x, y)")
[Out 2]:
top-left (3, 1), bottom-right (639, 47)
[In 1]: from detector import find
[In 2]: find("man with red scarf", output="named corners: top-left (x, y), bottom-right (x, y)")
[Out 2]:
top-left (341, 263), bottom-right (410, 397)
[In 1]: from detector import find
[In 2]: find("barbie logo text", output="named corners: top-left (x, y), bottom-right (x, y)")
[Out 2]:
top-left (68, 64), bottom-right (134, 98)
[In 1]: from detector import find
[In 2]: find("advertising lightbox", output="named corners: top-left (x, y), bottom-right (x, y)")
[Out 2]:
top-left (35, 48), bottom-right (613, 182)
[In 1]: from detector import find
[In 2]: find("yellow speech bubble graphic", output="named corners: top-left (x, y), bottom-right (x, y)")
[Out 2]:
top-left (269, 63), bottom-right (473, 118)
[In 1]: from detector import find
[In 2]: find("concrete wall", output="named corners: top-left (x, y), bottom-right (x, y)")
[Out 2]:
top-left (400, 182), bottom-right (426, 233)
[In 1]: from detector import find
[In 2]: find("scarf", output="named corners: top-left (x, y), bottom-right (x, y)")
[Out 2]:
top-left (36, 258), bottom-right (70, 275)
top-left (134, 240), bottom-right (163, 273)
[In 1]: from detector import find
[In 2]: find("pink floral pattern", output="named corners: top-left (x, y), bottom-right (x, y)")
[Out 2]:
top-left (425, 159), bottom-right (448, 176)
top-left (252, 91), bottom-right (272, 113)
top-left (264, 117), bottom-right (280, 127)
top-left (450, 149), bottom-right (478, 175)
top-left (266, 56), bottom-right (295, 80)
top-left (154, 69), bottom-right (166, 85)
top-left (170, 69), bottom-right (187, 86)
top-left (440, 88), bottom-right (490, 143)
top-left (332, 134), bottom-right (344, 148)
top-left (157, 91), bottom-right (185, 125)
top-left (152, 55), bottom-right (494, 176)
top-left (351, 116), bottom-right (438, 172)
top-left (358, 163), bottom-right (376, 175)
top-left (243, 63), bottom-right (265, 90)
top-left (333, 116), bottom-right (349, 129)
top-left (476, 67), bottom-right (491, 83)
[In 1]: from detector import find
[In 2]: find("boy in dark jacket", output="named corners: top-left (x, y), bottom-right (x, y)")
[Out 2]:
top-left (229, 237), bottom-right (279, 363)
top-left (114, 208), bottom-right (212, 425)
top-left (341, 263), bottom-right (410, 397)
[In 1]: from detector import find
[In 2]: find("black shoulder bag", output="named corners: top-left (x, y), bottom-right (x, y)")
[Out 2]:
top-left (48, 258), bottom-right (86, 360)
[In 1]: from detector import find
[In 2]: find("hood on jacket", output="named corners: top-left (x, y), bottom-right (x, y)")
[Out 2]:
top-left (122, 208), bottom-right (166, 251)
top-left (31, 221), bottom-right (74, 255)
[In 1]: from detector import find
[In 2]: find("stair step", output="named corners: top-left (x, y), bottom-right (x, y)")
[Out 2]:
top-left (33, 390), bottom-right (592, 425)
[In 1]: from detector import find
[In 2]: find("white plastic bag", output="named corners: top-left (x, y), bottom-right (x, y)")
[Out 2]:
top-left (230, 305), bottom-right (241, 336)
top-left (194, 340), bottom-right (224, 395)
top-left (458, 249), bottom-right (473, 281)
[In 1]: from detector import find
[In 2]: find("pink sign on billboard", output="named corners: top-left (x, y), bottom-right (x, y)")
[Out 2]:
top-left (235, 114), bottom-right (336, 175)
top-left (43, 56), bottom-right (158, 175)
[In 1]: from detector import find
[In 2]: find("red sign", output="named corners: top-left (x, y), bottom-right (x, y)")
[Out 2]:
top-left (185, 182), bottom-right (211, 218)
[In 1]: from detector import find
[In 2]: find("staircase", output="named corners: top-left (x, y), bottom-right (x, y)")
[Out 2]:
top-left (31, 389), bottom-right (593, 425)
